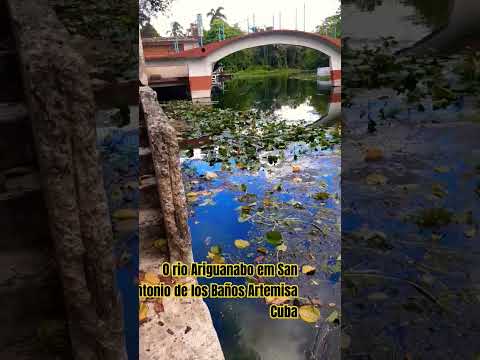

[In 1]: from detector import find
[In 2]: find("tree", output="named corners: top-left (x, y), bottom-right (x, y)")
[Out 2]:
top-left (140, 0), bottom-right (173, 27)
top-left (316, 8), bottom-right (341, 37)
top-left (207, 6), bottom-right (227, 25)
top-left (141, 22), bottom-right (160, 38)
top-left (203, 19), bottom-right (242, 43)
top-left (169, 21), bottom-right (184, 37)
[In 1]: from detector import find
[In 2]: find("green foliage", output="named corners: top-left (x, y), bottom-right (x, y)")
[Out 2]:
top-left (316, 7), bottom-right (341, 37)
top-left (206, 6), bottom-right (227, 25)
top-left (163, 101), bottom-right (339, 169)
top-left (141, 22), bottom-right (159, 38)
top-left (140, 0), bottom-right (173, 26)
top-left (169, 21), bottom-right (184, 37)
top-left (204, 19), bottom-right (243, 44)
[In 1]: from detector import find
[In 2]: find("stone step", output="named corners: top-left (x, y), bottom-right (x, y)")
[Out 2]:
top-left (0, 249), bottom-right (65, 356)
top-left (139, 208), bottom-right (166, 243)
top-left (0, 102), bottom-right (35, 170)
top-left (0, 171), bottom-right (50, 250)
top-left (0, 50), bottom-right (24, 102)
top-left (139, 147), bottom-right (154, 174)
top-left (139, 175), bottom-right (160, 209)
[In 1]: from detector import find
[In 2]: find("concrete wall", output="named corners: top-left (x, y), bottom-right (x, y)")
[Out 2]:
top-left (145, 65), bottom-right (189, 79)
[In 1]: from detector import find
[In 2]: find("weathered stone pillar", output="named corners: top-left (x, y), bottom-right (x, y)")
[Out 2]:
top-left (139, 86), bottom-right (193, 264)
top-left (7, 1), bottom-right (127, 359)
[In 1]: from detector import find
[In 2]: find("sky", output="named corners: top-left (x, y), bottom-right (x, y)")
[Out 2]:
top-left (152, 0), bottom-right (340, 36)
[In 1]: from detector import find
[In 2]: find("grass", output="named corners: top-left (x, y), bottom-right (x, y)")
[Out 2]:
top-left (231, 68), bottom-right (331, 81)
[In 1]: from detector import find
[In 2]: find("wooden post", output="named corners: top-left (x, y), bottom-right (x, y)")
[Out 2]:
top-left (7, 1), bottom-right (127, 359)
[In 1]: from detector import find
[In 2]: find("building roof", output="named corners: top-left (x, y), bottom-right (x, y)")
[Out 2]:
top-left (142, 37), bottom-right (199, 46)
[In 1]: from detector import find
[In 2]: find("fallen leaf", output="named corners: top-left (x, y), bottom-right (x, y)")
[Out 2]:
top-left (325, 310), bottom-right (339, 323)
top-left (465, 227), bottom-right (477, 238)
top-left (234, 239), bottom-right (250, 249)
top-left (299, 305), bottom-right (320, 323)
top-left (302, 265), bottom-right (316, 275)
top-left (144, 272), bottom-right (160, 285)
top-left (154, 300), bottom-right (164, 314)
top-left (366, 173), bottom-right (387, 185)
top-left (238, 213), bottom-right (252, 223)
top-left (112, 208), bottom-right (136, 220)
top-left (205, 172), bottom-right (218, 180)
top-left (210, 245), bottom-right (222, 255)
top-left (292, 165), bottom-right (301, 173)
top-left (432, 183), bottom-right (448, 198)
top-left (257, 247), bottom-right (268, 255)
top-left (139, 302), bottom-right (149, 323)
top-left (364, 148), bottom-right (384, 162)
top-left (265, 296), bottom-right (289, 305)
top-left (276, 244), bottom-right (287, 252)
top-left (186, 192), bottom-right (199, 201)
top-left (434, 166), bottom-right (450, 173)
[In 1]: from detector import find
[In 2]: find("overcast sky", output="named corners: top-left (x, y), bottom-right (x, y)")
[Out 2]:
top-left (152, 0), bottom-right (340, 36)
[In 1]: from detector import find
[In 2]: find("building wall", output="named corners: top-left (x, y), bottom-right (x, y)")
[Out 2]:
top-left (146, 65), bottom-right (189, 79)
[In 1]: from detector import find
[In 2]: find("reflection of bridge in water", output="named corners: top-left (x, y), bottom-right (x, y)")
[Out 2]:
top-left (140, 30), bottom-right (341, 100)
top-left (313, 85), bottom-right (341, 127)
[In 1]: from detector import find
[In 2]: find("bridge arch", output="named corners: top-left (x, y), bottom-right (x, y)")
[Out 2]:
top-left (187, 31), bottom-right (341, 99)
top-left (142, 30), bottom-right (341, 100)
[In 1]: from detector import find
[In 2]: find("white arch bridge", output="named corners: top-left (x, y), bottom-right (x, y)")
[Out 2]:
top-left (141, 30), bottom-right (341, 99)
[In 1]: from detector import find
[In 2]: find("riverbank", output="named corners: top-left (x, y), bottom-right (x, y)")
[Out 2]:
top-left (232, 68), bottom-right (329, 81)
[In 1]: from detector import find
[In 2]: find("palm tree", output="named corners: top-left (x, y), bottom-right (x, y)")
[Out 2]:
top-left (207, 6), bottom-right (227, 25)
top-left (169, 21), bottom-right (184, 38)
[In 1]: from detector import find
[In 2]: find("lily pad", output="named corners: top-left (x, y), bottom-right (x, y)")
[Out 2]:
top-left (210, 245), bottom-right (222, 255)
top-left (313, 192), bottom-right (330, 201)
top-left (265, 230), bottom-right (283, 246)
top-left (238, 213), bottom-right (252, 223)
top-left (325, 310), bottom-right (340, 324)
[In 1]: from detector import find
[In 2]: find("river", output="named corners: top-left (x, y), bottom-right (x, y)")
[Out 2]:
top-left (342, 0), bottom-right (480, 358)
top-left (170, 75), bottom-right (341, 360)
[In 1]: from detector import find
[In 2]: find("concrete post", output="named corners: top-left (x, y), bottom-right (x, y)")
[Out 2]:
top-left (188, 61), bottom-right (213, 100)
top-left (329, 55), bottom-right (341, 87)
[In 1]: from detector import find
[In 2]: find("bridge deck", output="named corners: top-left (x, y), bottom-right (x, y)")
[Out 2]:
top-left (144, 30), bottom-right (341, 61)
